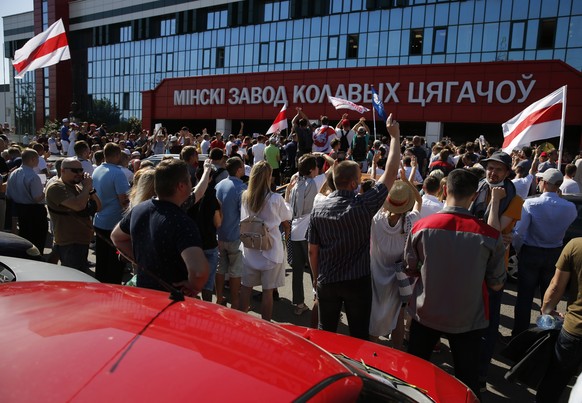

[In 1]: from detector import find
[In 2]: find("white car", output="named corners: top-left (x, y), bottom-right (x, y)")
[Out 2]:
top-left (0, 256), bottom-right (98, 283)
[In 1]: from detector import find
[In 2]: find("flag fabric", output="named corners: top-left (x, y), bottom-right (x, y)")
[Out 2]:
top-left (12, 19), bottom-right (70, 79)
top-left (266, 103), bottom-right (288, 135)
top-left (501, 86), bottom-right (566, 153)
top-left (371, 87), bottom-right (387, 121)
top-left (328, 96), bottom-right (370, 114)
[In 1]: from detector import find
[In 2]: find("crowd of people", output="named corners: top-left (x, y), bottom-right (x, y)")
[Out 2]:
top-left (2, 109), bottom-right (582, 401)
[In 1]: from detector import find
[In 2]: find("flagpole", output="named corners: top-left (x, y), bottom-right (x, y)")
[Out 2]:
top-left (372, 104), bottom-right (377, 141)
top-left (557, 85), bottom-right (567, 168)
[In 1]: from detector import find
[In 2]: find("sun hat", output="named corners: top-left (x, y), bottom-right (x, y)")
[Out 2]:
top-left (385, 180), bottom-right (415, 214)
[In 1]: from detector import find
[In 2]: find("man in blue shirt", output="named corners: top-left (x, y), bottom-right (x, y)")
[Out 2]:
top-left (92, 143), bottom-right (129, 284)
top-left (6, 148), bottom-right (47, 253)
top-left (215, 157), bottom-right (247, 308)
top-left (512, 168), bottom-right (577, 337)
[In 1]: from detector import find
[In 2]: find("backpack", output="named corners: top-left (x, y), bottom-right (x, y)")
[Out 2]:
top-left (352, 134), bottom-right (369, 161)
top-left (240, 195), bottom-right (272, 251)
top-left (339, 130), bottom-right (350, 152)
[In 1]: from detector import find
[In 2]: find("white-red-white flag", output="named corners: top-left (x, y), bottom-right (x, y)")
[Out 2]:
top-left (501, 86), bottom-right (566, 153)
top-left (266, 104), bottom-right (288, 135)
top-left (12, 19), bottom-right (70, 79)
top-left (328, 96), bottom-right (370, 114)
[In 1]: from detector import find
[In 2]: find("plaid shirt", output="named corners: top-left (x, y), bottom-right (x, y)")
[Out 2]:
top-left (308, 183), bottom-right (388, 284)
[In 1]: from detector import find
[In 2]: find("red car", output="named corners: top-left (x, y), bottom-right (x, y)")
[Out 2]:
top-left (0, 282), bottom-right (476, 402)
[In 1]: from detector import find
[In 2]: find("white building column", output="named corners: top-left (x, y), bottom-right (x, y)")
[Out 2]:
top-left (425, 122), bottom-right (443, 146)
top-left (216, 119), bottom-right (232, 135)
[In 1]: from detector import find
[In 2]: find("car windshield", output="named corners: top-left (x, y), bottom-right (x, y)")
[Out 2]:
top-left (335, 354), bottom-right (435, 403)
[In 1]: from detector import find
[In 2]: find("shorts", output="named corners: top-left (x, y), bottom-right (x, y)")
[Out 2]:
top-left (242, 262), bottom-right (285, 290)
top-left (203, 247), bottom-right (218, 291)
top-left (217, 240), bottom-right (243, 278)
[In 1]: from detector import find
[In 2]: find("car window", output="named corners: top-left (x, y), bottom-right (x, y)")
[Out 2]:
top-left (0, 263), bottom-right (16, 283)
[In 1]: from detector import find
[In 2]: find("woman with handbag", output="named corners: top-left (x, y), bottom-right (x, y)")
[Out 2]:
top-left (239, 161), bottom-right (292, 321)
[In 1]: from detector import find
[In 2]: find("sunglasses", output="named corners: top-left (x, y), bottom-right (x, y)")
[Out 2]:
top-left (64, 167), bottom-right (84, 174)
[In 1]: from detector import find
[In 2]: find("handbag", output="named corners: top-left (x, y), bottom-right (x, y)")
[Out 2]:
top-left (240, 194), bottom-right (272, 251)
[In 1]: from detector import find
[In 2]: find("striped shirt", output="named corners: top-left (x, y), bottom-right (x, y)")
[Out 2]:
top-left (308, 183), bottom-right (388, 284)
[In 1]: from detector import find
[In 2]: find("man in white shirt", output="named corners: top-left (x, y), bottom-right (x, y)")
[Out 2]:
top-left (560, 164), bottom-right (580, 194)
top-left (252, 135), bottom-right (267, 165)
top-left (419, 175), bottom-right (443, 218)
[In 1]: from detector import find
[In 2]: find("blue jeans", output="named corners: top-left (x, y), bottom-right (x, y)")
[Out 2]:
top-left (203, 247), bottom-right (218, 291)
top-left (513, 245), bottom-right (562, 337)
top-left (536, 328), bottom-right (582, 402)
top-left (55, 244), bottom-right (89, 272)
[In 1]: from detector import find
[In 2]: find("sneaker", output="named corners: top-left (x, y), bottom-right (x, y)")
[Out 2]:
top-left (294, 304), bottom-right (309, 316)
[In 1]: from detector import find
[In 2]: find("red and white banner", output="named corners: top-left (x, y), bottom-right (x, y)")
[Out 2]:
top-left (328, 96), bottom-right (370, 114)
top-left (12, 19), bottom-right (70, 79)
top-left (501, 86), bottom-right (566, 153)
top-left (266, 103), bottom-right (288, 135)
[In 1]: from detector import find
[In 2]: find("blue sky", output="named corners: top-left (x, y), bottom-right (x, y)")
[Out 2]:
top-left (1, 0), bottom-right (34, 84)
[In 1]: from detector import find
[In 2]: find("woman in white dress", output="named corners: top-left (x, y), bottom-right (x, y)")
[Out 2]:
top-left (369, 166), bottom-right (422, 348)
top-left (239, 161), bottom-right (292, 321)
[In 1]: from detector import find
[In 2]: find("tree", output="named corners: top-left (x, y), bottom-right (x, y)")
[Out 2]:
top-left (85, 98), bottom-right (121, 128)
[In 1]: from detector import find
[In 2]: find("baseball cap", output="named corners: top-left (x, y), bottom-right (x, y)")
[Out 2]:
top-left (536, 168), bottom-right (563, 185)
top-left (341, 119), bottom-right (350, 126)
top-left (62, 118), bottom-right (69, 123)
top-left (540, 151), bottom-right (548, 158)
top-left (481, 151), bottom-right (512, 169)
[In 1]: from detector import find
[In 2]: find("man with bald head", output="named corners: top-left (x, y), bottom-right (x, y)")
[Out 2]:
top-left (46, 158), bottom-right (101, 272)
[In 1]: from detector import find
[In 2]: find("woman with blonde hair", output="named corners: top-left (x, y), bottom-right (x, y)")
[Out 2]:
top-left (239, 161), bottom-right (292, 321)
top-left (128, 167), bottom-right (156, 209)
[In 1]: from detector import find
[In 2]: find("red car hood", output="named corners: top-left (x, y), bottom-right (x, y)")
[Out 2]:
top-left (281, 324), bottom-right (477, 403)
top-left (0, 282), bottom-right (351, 402)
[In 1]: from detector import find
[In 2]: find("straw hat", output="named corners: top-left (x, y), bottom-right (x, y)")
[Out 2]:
top-left (385, 180), bottom-right (415, 214)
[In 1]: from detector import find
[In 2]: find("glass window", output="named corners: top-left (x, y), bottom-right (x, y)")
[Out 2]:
top-left (484, 1), bottom-right (500, 22)
top-left (411, 6), bottom-right (424, 27)
top-left (529, 0), bottom-right (541, 19)
top-left (367, 32), bottom-right (379, 57)
top-left (166, 53), bottom-right (173, 71)
top-left (347, 34), bottom-right (359, 59)
top-left (216, 47), bottom-right (225, 68)
top-left (483, 23), bottom-right (499, 52)
top-left (471, 24), bottom-right (483, 52)
top-left (433, 27), bottom-right (446, 54)
top-left (203, 49), bottom-right (211, 69)
top-left (388, 30), bottom-right (401, 56)
top-left (208, 9), bottom-right (228, 29)
top-left (155, 54), bottom-right (163, 72)
top-left (328, 36), bottom-right (339, 59)
top-left (123, 92), bottom-right (130, 110)
top-left (510, 21), bottom-right (526, 50)
top-left (264, 0), bottom-right (289, 22)
top-left (275, 41), bottom-right (285, 63)
top-left (310, 37), bottom-right (320, 61)
top-left (160, 19), bottom-right (176, 37)
top-left (120, 25), bottom-right (132, 42)
top-left (124, 57), bottom-right (130, 75)
top-left (538, 18), bottom-right (556, 49)
top-left (541, 0), bottom-right (558, 18)
top-left (434, 3), bottom-right (448, 26)
top-left (259, 42), bottom-right (269, 64)
top-left (459, 1), bottom-right (474, 24)
top-left (410, 28), bottom-right (423, 55)
top-left (568, 16), bottom-right (582, 48)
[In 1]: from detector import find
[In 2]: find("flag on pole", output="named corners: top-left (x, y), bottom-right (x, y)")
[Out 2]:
top-left (328, 96), bottom-right (370, 114)
top-left (12, 19), bottom-right (70, 79)
top-left (266, 103), bottom-right (288, 135)
top-left (501, 86), bottom-right (566, 153)
top-left (371, 87), bottom-right (387, 121)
